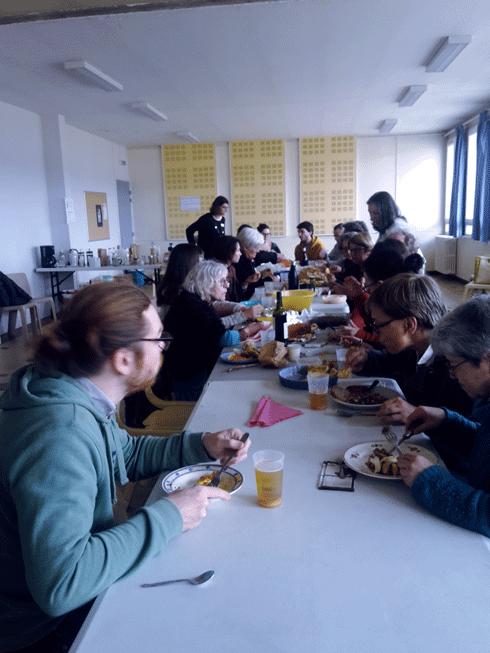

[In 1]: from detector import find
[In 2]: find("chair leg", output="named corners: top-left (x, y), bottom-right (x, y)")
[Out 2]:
top-left (18, 308), bottom-right (29, 342)
top-left (7, 310), bottom-right (18, 339)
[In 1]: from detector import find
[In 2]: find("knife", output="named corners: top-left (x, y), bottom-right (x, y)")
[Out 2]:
top-left (226, 363), bottom-right (260, 372)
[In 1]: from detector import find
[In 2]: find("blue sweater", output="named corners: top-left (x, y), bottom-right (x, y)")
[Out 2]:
top-left (0, 366), bottom-right (214, 651)
top-left (411, 401), bottom-right (490, 537)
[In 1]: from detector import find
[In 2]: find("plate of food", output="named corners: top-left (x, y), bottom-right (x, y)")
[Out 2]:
top-left (162, 463), bottom-right (243, 494)
top-left (220, 343), bottom-right (260, 364)
top-left (329, 380), bottom-right (399, 410)
top-left (343, 441), bottom-right (438, 480)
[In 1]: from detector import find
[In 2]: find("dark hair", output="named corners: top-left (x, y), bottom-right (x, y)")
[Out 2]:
top-left (35, 282), bottom-right (151, 377)
top-left (342, 220), bottom-right (369, 233)
top-left (257, 223), bottom-right (270, 233)
top-left (366, 273), bottom-right (445, 330)
top-left (363, 240), bottom-right (424, 283)
top-left (213, 235), bottom-right (240, 265)
top-left (156, 243), bottom-right (202, 307)
top-left (297, 221), bottom-right (314, 235)
top-left (237, 224), bottom-right (252, 235)
top-left (210, 196), bottom-right (229, 214)
top-left (367, 191), bottom-right (406, 234)
top-left (333, 223), bottom-right (344, 231)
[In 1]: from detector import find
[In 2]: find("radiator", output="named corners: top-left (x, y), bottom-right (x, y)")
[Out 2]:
top-left (434, 235), bottom-right (457, 275)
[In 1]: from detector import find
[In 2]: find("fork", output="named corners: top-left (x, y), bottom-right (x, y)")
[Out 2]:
top-left (210, 432), bottom-right (249, 486)
top-left (383, 428), bottom-right (414, 455)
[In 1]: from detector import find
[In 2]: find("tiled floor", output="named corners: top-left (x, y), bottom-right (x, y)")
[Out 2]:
top-left (0, 273), bottom-right (468, 391)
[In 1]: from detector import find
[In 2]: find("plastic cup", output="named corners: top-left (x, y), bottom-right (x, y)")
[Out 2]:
top-left (287, 343), bottom-right (301, 361)
top-left (336, 348), bottom-right (347, 371)
top-left (253, 450), bottom-right (284, 508)
top-left (307, 372), bottom-right (329, 410)
top-left (260, 329), bottom-right (275, 347)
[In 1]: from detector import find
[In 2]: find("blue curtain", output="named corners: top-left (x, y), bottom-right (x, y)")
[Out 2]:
top-left (473, 112), bottom-right (490, 242)
top-left (448, 125), bottom-right (467, 237)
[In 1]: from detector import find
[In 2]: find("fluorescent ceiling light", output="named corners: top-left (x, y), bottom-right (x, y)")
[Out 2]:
top-left (176, 131), bottom-right (200, 143)
top-left (398, 85), bottom-right (427, 107)
top-left (426, 35), bottom-right (472, 73)
top-left (130, 102), bottom-right (168, 121)
top-left (379, 119), bottom-right (397, 134)
top-left (64, 60), bottom-right (123, 92)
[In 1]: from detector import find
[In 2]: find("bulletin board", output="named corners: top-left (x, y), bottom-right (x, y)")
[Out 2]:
top-left (230, 139), bottom-right (285, 235)
top-left (300, 136), bottom-right (356, 234)
top-left (85, 191), bottom-right (110, 241)
top-left (162, 143), bottom-right (217, 240)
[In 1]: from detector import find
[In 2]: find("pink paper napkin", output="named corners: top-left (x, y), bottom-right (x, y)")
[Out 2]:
top-left (248, 396), bottom-right (303, 427)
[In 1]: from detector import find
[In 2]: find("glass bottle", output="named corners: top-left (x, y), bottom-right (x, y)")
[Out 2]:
top-left (300, 246), bottom-right (308, 266)
top-left (288, 261), bottom-right (298, 290)
top-left (273, 291), bottom-right (287, 343)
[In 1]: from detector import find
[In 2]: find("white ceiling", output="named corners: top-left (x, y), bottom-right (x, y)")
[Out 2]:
top-left (1, 0), bottom-right (490, 148)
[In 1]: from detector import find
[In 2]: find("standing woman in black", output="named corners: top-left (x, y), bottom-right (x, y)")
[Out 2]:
top-left (186, 196), bottom-right (229, 259)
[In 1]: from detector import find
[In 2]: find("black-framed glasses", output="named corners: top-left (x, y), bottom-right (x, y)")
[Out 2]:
top-left (371, 318), bottom-right (396, 334)
top-left (137, 333), bottom-right (174, 350)
top-left (445, 359), bottom-right (469, 376)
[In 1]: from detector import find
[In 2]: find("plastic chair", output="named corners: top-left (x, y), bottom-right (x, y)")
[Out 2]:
top-left (3, 273), bottom-right (57, 340)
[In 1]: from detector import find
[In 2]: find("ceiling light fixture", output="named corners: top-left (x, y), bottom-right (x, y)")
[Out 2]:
top-left (63, 60), bottom-right (123, 92)
top-left (398, 85), bottom-right (427, 107)
top-left (426, 35), bottom-right (472, 73)
top-left (379, 119), bottom-right (398, 134)
top-left (130, 102), bottom-right (168, 121)
top-left (176, 131), bottom-right (200, 144)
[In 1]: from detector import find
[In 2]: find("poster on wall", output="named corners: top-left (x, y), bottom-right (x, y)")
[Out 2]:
top-left (85, 191), bottom-right (110, 241)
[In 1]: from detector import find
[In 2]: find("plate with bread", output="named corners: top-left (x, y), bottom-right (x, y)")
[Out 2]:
top-left (343, 441), bottom-right (438, 480)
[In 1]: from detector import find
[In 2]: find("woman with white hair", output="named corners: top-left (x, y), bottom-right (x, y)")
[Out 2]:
top-left (398, 294), bottom-right (490, 537)
top-left (234, 227), bottom-right (275, 299)
top-left (164, 260), bottom-right (266, 400)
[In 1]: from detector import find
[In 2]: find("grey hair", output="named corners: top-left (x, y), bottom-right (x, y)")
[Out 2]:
top-left (431, 294), bottom-right (490, 363)
top-left (237, 227), bottom-right (265, 251)
top-left (183, 259), bottom-right (228, 303)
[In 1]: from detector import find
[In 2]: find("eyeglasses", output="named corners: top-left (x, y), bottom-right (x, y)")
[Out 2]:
top-left (349, 246), bottom-right (365, 254)
top-left (371, 318), bottom-right (396, 334)
top-left (218, 278), bottom-right (230, 287)
top-left (445, 359), bottom-right (469, 376)
top-left (137, 333), bottom-right (174, 350)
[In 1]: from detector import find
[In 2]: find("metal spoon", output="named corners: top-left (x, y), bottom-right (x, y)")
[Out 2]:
top-left (141, 570), bottom-right (214, 588)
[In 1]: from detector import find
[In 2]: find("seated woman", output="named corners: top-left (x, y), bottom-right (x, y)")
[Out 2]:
top-left (164, 260), bottom-right (267, 401)
top-left (254, 223), bottom-right (288, 265)
top-left (234, 227), bottom-right (276, 299)
top-left (212, 235), bottom-right (262, 328)
top-left (345, 273), bottom-right (473, 472)
top-left (156, 243), bottom-right (203, 320)
top-left (398, 295), bottom-right (490, 537)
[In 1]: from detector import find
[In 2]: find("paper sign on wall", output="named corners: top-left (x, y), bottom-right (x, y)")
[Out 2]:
top-left (180, 196), bottom-right (201, 211)
top-left (65, 198), bottom-right (75, 224)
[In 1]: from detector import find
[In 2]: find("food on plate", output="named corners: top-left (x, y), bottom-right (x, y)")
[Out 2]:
top-left (322, 294), bottom-right (347, 304)
top-left (337, 367), bottom-right (352, 379)
top-left (197, 471), bottom-right (218, 486)
top-left (298, 266), bottom-right (329, 286)
top-left (327, 330), bottom-right (342, 341)
top-left (287, 322), bottom-right (318, 341)
top-left (227, 342), bottom-right (260, 362)
top-left (331, 384), bottom-right (384, 404)
top-left (196, 471), bottom-right (235, 491)
top-left (258, 340), bottom-right (288, 367)
top-left (260, 268), bottom-right (275, 278)
top-left (308, 360), bottom-right (338, 377)
top-left (366, 447), bottom-right (400, 476)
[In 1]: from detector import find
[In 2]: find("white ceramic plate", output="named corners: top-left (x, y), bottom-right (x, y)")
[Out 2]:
top-left (343, 441), bottom-right (438, 480)
top-left (329, 382), bottom-right (400, 411)
top-left (162, 463), bottom-right (243, 494)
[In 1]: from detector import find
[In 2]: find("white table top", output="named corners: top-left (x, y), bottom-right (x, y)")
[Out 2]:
top-left (70, 378), bottom-right (490, 653)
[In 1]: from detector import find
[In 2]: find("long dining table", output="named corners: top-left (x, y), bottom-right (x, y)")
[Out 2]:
top-left (70, 355), bottom-right (490, 652)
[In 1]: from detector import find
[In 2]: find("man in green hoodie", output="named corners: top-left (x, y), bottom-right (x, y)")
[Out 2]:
top-left (0, 282), bottom-right (250, 653)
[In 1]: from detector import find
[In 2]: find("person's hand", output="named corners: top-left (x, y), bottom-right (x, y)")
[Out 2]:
top-left (329, 265), bottom-right (342, 274)
top-left (240, 321), bottom-right (270, 341)
top-left (345, 346), bottom-right (367, 372)
top-left (405, 406), bottom-right (447, 434)
top-left (331, 283), bottom-right (345, 296)
top-left (339, 320), bottom-right (359, 338)
top-left (244, 272), bottom-right (261, 286)
top-left (340, 335), bottom-right (363, 348)
top-left (276, 253), bottom-right (288, 262)
top-left (202, 428), bottom-right (251, 464)
top-left (397, 454), bottom-right (435, 488)
top-left (241, 303), bottom-right (263, 320)
top-left (377, 397), bottom-right (416, 424)
top-left (166, 486), bottom-right (230, 531)
top-left (342, 276), bottom-right (364, 299)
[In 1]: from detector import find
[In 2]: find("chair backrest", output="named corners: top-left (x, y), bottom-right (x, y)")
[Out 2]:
top-left (7, 273), bottom-right (31, 296)
top-left (474, 256), bottom-right (490, 284)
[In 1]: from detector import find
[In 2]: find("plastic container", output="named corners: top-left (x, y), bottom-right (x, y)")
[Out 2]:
top-left (281, 289), bottom-right (315, 312)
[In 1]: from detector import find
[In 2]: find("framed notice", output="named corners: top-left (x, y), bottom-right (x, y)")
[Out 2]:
top-left (85, 191), bottom-right (110, 241)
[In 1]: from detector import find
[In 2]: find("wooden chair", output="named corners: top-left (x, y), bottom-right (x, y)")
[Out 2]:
top-left (2, 273), bottom-right (57, 340)
top-left (463, 256), bottom-right (490, 300)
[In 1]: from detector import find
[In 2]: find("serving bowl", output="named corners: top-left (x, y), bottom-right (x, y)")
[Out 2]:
top-left (281, 289), bottom-right (315, 311)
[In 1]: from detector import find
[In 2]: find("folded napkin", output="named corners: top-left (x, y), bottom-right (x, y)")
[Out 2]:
top-left (248, 396), bottom-right (303, 427)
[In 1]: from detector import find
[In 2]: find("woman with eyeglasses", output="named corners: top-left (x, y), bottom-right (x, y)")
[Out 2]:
top-left (397, 294), bottom-right (490, 537)
top-left (344, 274), bottom-right (473, 472)
top-left (164, 260), bottom-right (267, 400)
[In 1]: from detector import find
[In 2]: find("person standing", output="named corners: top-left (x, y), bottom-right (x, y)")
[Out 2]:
top-left (186, 196), bottom-right (229, 259)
